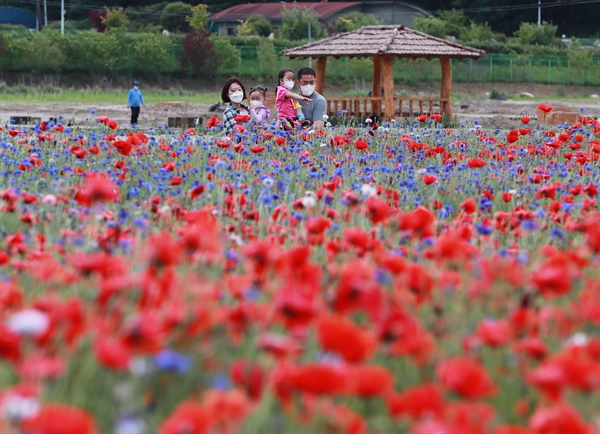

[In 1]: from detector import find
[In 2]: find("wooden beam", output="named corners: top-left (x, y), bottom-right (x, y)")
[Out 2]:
top-left (383, 56), bottom-right (395, 119)
top-left (440, 57), bottom-right (453, 121)
top-left (372, 55), bottom-right (382, 115)
top-left (316, 57), bottom-right (327, 95)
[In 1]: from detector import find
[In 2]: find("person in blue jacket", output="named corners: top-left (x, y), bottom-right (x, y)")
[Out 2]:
top-left (127, 81), bottom-right (145, 127)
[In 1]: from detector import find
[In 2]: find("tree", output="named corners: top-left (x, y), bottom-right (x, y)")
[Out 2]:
top-left (103, 8), bottom-right (129, 31)
top-left (281, 6), bottom-right (324, 41)
top-left (459, 22), bottom-right (495, 43)
top-left (412, 15), bottom-right (447, 38)
top-left (437, 9), bottom-right (467, 38)
top-left (236, 15), bottom-right (272, 37)
top-left (187, 4), bottom-right (210, 31)
top-left (179, 30), bottom-right (220, 77)
top-left (514, 21), bottom-right (558, 46)
top-left (336, 12), bottom-right (380, 33)
top-left (160, 2), bottom-right (193, 33)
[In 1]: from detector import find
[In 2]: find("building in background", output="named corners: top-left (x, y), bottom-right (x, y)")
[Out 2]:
top-left (0, 7), bottom-right (37, 29)
top-left (210, 1), bottom-right (430, 37)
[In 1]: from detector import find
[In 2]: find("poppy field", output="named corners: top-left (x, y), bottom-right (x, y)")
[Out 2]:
top-left (1, 109), bottom-right (599, 434)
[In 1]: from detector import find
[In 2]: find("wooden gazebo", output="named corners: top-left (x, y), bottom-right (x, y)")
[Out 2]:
top-left (283, 25), bottom-right (486, 120)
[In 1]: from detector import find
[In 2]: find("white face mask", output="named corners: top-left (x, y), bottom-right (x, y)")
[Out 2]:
top-left (250, 100), bottom-right (263, 108)
top-left (283, 80), bottom-right (295, 90)
top-left (229, 91), bottom-right (243, 103)
top-left (300, 84), bottom-right (315, 96)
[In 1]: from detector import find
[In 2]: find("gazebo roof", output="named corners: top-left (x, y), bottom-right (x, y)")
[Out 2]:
top-left (283, 25), bottom-right (486, 60)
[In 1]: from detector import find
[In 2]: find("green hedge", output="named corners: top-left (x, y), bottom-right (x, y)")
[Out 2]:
top-left (0, 30), bottom-right (599, 85)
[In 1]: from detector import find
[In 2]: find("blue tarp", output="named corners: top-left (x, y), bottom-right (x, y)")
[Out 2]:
top-left (0, 7), bottom-right (37, 29)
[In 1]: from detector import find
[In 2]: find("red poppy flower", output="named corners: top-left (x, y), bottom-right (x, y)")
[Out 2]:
top-left (355, 139), bottom-right (368, 150)
top-left (507, 130), bottom-right (520, 143)
top-left (170, 176), bottom-right (183, 186)
top-left (521, 116), bottom-right (530, 124)
top-left (207, 115), bottom-right (222, 128)
top-left (423, 174), bottom-right (437, 185)
top-left (189, 184), bottom-right (205, 200)
top-left (387, 383), bottom-right (445, 420)
top-left (230, 360), bottom-right (265, 400)
top-left (530, 261), bottom-right (572, 298)
top-left (20, 403), bottom-right (97, 434)
top-left (347, 364), bottom-right (394, 397)
top-left (215, 140), bottom-right (230, 149)
top-left (417, 114), bottom-right (427, 123)
top-left (461, 197), bottom-right (477, 214)
top-left (305, 216), bottom-right (331, 235)
top-left (159, 402), bottom-right (212, 434)
top-left (107, 120), bottom-right (118, 130)
top-left (93, 337), bottom-right (131, 371)
top-left (288, 363), bottom-right (348, 396)
top-left (537, 104), bottom-right (553, 113)
top-left (249, 145), bottom-right (265, 153)
top-left (468, 157), bottom-right (487, 168)
top-left (0, 323), bottom-right (21, 362)
top-left (529, 403), bottom-right (591, 434)
top-left (316, 314), bottom-right (377, 362)
top-left (275, 137), bottom-right (286, 146)
top-left (233, 124), bottom-right (245, 133)
top-left (75, 175), bottom-right (119, 207)
top-left (234, 114), bottom-right (251, 122)
top-left (436, 356), bottom-right (497, 399)
top-left (365, 196), bottom-right (394, 224)
top-left (113, 140), bottom-right (132, 156)
top-left (476, 318), bottom-right (512, 347)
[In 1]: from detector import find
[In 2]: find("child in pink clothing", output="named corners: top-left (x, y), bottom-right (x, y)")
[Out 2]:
top-left (275, 69), bottom-right (311, 131)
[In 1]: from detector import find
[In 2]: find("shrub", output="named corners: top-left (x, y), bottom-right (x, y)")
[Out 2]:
top-left (514, 22), bottom-right (558, 46)
top-left (103, 8), bottom-right (129, 31)
top-left (281, 6), bottom-right (324, 41)
top-left (335, 12), bottom-right (380, 33)
top-left (187, 4), bottom-right (210, 32)
top-left (179, 30), bottom-right (219, 77)
top-left (412, 15), bottom-right (447, 38)
top-left (211, 36), bottom-right (240, 74)
top-left (160, 2), bottom-right (193, 33)
top-left (237, 15), bottom-right (272, 37)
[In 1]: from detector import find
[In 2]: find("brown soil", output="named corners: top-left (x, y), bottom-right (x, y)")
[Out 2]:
top-left (1, 82), bottom-right (598, 130)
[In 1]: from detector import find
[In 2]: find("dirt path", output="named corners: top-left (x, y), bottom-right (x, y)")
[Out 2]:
top-left (2, 84), bottom-right (599, 130)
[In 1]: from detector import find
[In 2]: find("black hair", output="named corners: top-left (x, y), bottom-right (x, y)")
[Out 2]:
top-left (277, 69), bottom-right (294, 89)
top-left (297, 67), bottom-right (317, 81)
top-left (221, 77), bottom-right (246, 103)
top-left (249, 86), bottom-right (268, 98)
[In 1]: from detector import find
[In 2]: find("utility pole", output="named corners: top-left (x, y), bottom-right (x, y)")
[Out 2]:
top-left (538, 0), bottom-right (541, 25)
top-left (44, 0), bottom-right (48, 26)
top-left (61, 0), bottom-right (65, 34)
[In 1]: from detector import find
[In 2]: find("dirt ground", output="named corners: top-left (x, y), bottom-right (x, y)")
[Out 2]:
top-left (1, 83), bottom-right (599, 130)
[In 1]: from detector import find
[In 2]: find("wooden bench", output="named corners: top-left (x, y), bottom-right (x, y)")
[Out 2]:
top-left (326, 97), bottom-right (448, 118)
top-left (10, 116), bottom-right (41, 125)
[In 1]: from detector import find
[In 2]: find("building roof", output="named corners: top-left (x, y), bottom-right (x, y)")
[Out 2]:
top-left (210, 2), bottom-right (361, 23)
top-left (283, 25), bottom-right (486, 60)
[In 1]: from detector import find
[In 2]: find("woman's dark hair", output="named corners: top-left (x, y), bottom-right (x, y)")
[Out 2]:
top-left (276, 69), bottom-right (294, 89)
top-left (249, 86), bottom-right (268, 98)
top-left (221, 77), bottom-right (246, 103)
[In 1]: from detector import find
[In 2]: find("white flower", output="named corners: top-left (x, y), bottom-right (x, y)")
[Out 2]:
top-left (565, 332), bottom-right (588, 347)
top-left (509, 189), bottom-right (517, 195)
top-left (301, 196), bottom-right (316, 208)
top-left (365, 118), bottom-right (372, 123)
top-left (322, 114), bottom-right (329, 120)
top-left (417, 168), bottom-right (427, 175)
top-left (360, 184), bottom-right (377, 197)
top-left (1, 395), bottom-right (40, 421)
top-left (262, 177), bottom-right (274, 188)
top-left (7, 309), bottom-right (49, 336)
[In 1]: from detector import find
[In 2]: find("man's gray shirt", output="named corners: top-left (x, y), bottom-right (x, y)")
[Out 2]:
top-left (299, 91), bottom-right (327, 124)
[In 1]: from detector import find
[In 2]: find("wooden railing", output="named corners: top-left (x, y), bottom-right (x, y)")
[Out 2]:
top-left (326, 97), bottom-right (449, 118)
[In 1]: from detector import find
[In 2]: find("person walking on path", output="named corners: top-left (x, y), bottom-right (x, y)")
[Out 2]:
top-left (127, 81), bottom-right (145, 127)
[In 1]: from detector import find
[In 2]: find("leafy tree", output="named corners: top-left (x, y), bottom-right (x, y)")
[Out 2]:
top-left (179, 30), bottom-right (219, 77)
top-left (438, 9), bottom-right (467, 38)
top-left (514, 21), bottom-right (558, 46)
top-left (412, 15), bottom-right (447, 38)
top-left (187, 4), bottom-right (210, 31)
top-left (336, 12), bottom-right (380, 33)
top-left (236, 15), bottom-right (272, 37)
top-left (459, 22), bottom-right (495, 43)
top-left (281, 6), bottom-right (324, 41)
top-left (88, 9), bottom-right (107, 32)
top-left (160, 2), bottom-right (193, 33)
top-left (103, 8), bottom-right (129, 31)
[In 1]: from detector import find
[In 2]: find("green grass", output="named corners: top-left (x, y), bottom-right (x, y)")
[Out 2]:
top-left (0, 88), bottom-right (222, 105)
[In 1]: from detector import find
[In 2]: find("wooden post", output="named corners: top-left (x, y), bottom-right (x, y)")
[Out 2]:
top-left (383, 56), bottom-right (395, 119)
top-left (440, 57), bottom-right (453, 121)
top-left (372, 55), bottom-right (383, 115)
top-left (316, 57), bottom-right (327, 95)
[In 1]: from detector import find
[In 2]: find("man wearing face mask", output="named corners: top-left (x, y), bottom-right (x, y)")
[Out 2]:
top-left (296, 67), bottom-right (327, 131)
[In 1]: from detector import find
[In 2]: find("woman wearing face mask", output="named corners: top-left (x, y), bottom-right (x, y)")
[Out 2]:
top-left (275, 69), bottom-right (311, 131)
top-left (221, 77), bottom-right (249, 134)
top-left (248, 86), bottom-right (271, 130)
